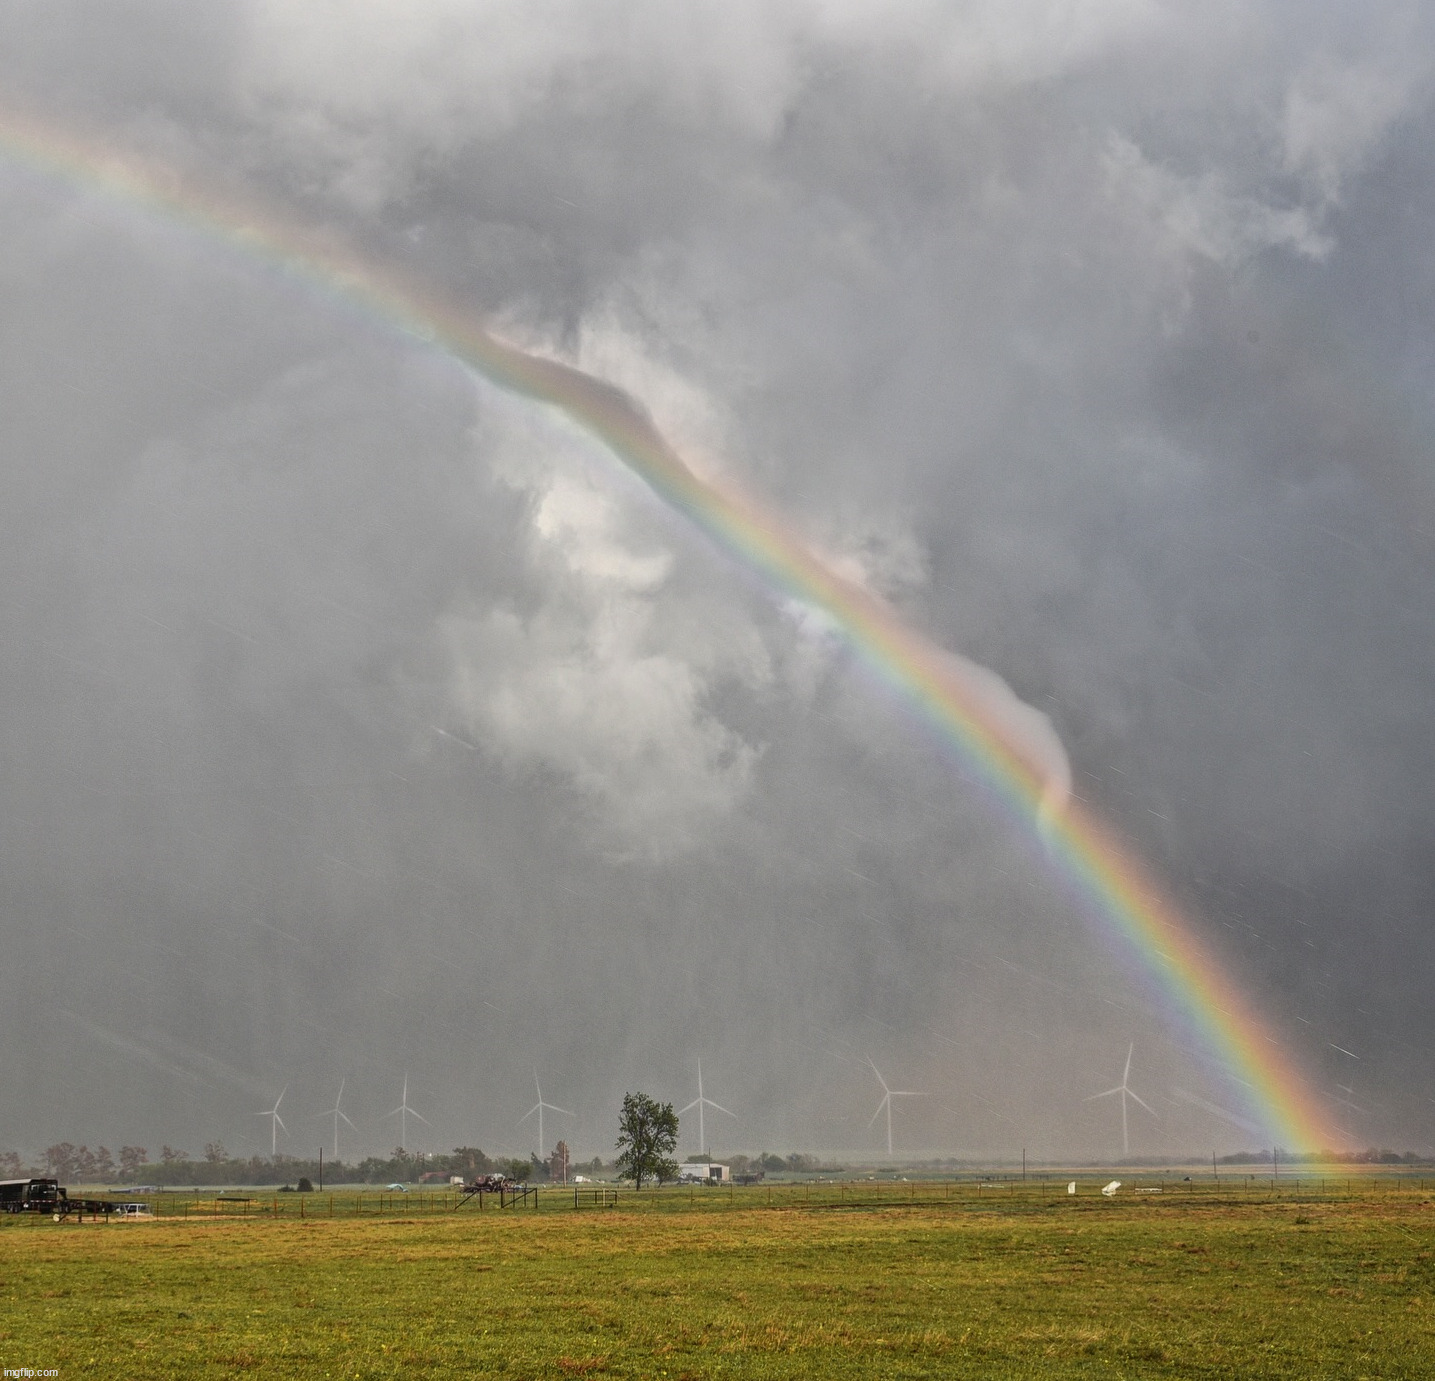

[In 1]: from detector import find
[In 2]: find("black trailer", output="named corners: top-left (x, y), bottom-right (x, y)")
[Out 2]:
top-left (1, 1178), bottom-right (121, 1220)
top-left (1, 1178), bottom-right (65, 1213)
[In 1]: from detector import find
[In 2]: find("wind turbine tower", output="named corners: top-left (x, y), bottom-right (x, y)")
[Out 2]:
top-left (520, 1070), bottom-right (575, 1157)
top-left (866, 1058), bottom-right (925, 1157)
top-left (255, 1086), bottom-right (288, 1158)
top-left (382, 1074), bottom-right (432, 1151)
top-left (1084, 1043), bottom-right (1158, 1156)
top-left (316, 1078), bottom-right (358, 1161)
top-left (678, 1060), bottom-right (735, 1157)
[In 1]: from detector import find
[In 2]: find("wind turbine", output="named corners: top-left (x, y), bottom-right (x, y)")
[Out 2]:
top-left (866, 1058), bottom-right (925, 1157)
top-left (315, 1078), bottom-right (358, 1161)
top-left (678, 1060), bottom-right (735, 1157)
top-left (381, 1074), bottom-right (431, 1151)
top-left (1084, 1043), bottom-right (1158, 1156)
top-left (255, 1086), bottom-right (287, 1158)
top-left (519, 1070), bottom-right (574, 1158)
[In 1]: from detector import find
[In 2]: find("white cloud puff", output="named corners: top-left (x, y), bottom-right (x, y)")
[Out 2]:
top-left (441, 376), bottom-right (768, 855)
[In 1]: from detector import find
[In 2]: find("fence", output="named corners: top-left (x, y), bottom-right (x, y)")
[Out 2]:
top-left (574, 1187), bottom-right (619, 1209)
top-left (18, 1173), bottom-right (1435, 1225)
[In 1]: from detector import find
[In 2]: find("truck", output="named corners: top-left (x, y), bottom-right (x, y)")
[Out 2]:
top-left (0, 1178), bottom-right (65, 1213)
top-left (1, 1177), bottom-right (123, 1220)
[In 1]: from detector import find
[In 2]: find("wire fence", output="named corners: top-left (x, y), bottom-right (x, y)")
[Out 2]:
top-left (17, 1170), bottom-right (1435, 1224)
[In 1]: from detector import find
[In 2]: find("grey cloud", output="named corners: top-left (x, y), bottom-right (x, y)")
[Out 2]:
top-left (1, 0), bottom-right (1433, 1161)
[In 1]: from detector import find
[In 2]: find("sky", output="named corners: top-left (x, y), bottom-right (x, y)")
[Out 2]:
top-left (1, 0), bottom-right (1433, 1165)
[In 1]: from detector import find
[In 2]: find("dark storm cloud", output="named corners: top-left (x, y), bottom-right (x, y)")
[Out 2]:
top-left (1, 1), bottom-right (1433, 1162)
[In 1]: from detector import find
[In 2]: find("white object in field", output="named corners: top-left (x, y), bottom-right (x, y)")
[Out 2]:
top-left (1068, 1181), bottom-right (1077, 1195)
top-left (1102, 1180), bottom-right (1121, 1196)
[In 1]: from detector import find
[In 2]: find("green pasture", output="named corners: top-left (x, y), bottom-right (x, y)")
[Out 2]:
top-left (3, 1178), bottom-right (1432, 1378)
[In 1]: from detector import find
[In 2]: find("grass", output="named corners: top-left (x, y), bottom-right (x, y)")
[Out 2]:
top-left (2, 1180), bottom-right (1433, 1378)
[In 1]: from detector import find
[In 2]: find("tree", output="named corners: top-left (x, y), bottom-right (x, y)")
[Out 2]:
top-left (118, 1147), bottom-right (148, 1178)
top-left (453, 1147), bottom-right (493, 1176)
top-left (615, 1092), bottom-right (678, 1189)
top-left (204, 1142), bottom-right (228, 1164)
top-left (160, 1146), bottom-right (188, 1165)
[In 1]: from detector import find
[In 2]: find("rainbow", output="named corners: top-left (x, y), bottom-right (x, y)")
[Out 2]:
top-left (0, 101), bottom-right (1340, 1151)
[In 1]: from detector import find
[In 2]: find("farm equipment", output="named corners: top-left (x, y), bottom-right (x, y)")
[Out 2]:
top-left (454, 1175), bottom-right (536, 1210)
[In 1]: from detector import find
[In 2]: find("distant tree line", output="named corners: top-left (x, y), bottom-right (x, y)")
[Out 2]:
top-left (20, 1139), bottom-right (1423, 1184)
top-left (0, 1144), bottom-right (610, 1187)
top-left (0, 1145), bottom-right (151, 1182)
top-left (1218, 1147), bottom-right (1433, 1166)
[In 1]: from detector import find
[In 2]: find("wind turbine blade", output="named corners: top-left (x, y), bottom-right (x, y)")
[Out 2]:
top-left (889, 1090), bottom-right (925, 1098)
top-left (410, 1109), bottom-right (433, 1127)
top-left (274, 1115), bottom-right (287, 1136)
top-left (867, 1097), bottom-right (888, 1129)
top-left (1126, 1090), bottom-right (1159, 1117)
top-left (519, 1104), bottom-right (540, 1123)
top-left (866, 1057), bottom-right (889, 1093)
top-left (339, 1111), bottom-right (359, 1130)
top-left (706, 1100), bottom-right (736, 1118)
top-left (382, 1105), bottom-right (404, 1120)
top-left (545, 1104), bottom-right (576, 1118)
top-left (1123, 1044), bottom-right (1133, 1083)
top-left (678, 1099), bottom-right (701, 1115)
top-left (1084, 1086), bottom-right (1124, 1101)
top-left (275, 1086), bottom-right (287, 1112)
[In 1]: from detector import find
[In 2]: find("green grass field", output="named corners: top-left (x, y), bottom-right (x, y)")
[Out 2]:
top-left (3, 1180), bottom-right (1432, 1378)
